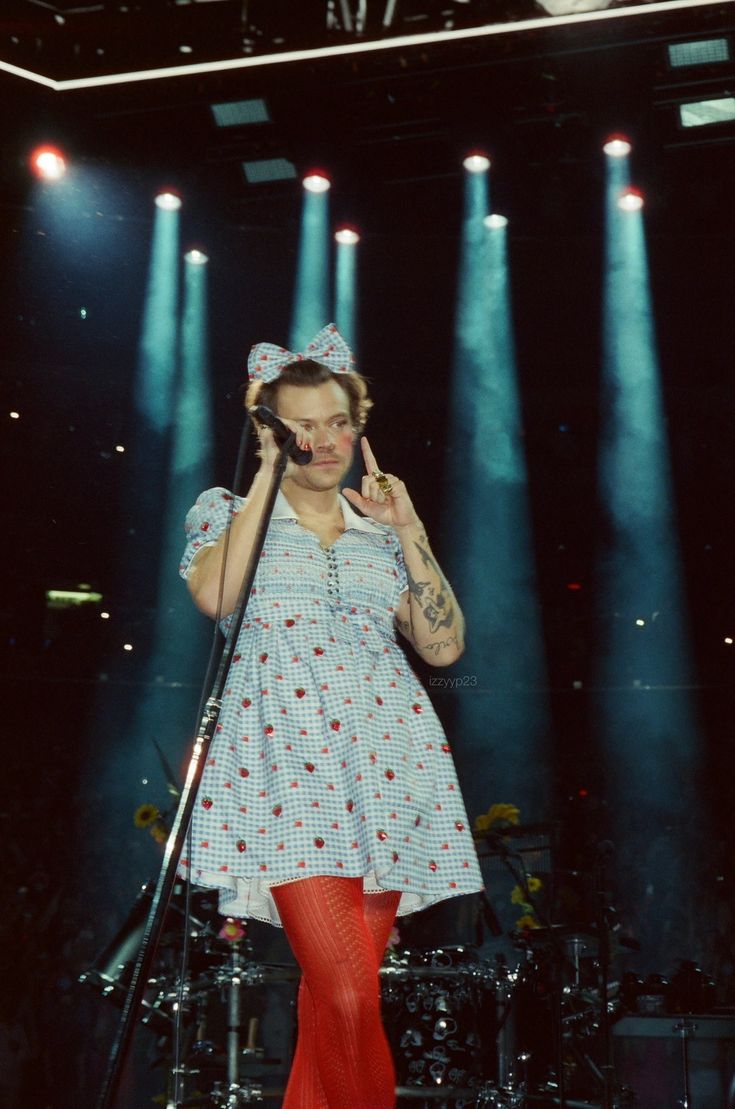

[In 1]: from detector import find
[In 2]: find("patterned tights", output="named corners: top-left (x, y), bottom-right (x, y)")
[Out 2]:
top-left (272, 876), bottom-right (401, 1109)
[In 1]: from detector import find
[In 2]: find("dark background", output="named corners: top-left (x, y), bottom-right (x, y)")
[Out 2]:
top-left (1, 2), bottom-right (735, 1105)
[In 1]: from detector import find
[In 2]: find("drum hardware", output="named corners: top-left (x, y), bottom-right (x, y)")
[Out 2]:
top-left (673, 1018), bottom-right (697, 1109)
top-left (86, 875), bottom-right (648, 1108)
top-left (177, 1080), bottom-right (286, 1105)
top-left (384, 945), bottom-right (490, 1098)
top-left (385, 939), bottom-right (630, 1107)
top-left (82, 883), bottom-right (298, 1105)
top-left (523, 1098), bottom-right (610, 1107)
top-left (522, 1088), bottom-right (636, 1108)
top-left (395, 1084), bottom-right (481, 1104)
top-left (195, 961), bottom-right (301, 992)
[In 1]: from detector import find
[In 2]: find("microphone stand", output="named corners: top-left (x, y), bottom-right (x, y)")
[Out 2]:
top-left (97, 437), bottom-right (296, 1109)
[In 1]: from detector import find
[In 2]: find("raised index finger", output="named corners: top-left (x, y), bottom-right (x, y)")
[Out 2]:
top-left (360, 435), bottom-right (381, 475)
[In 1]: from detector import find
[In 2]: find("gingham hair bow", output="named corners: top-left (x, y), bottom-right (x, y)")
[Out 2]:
top-left (247, 323), bottom-right (355, 383)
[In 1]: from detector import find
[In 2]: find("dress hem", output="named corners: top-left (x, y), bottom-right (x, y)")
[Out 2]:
top-left (187, 866), bottom-right (483, 928)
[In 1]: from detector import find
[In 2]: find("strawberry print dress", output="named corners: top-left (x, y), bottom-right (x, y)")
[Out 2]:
top-left (179, 486), bottom-right (483, 926)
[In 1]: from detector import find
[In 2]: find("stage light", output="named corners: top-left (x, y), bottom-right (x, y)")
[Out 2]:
top-left (618, 188), bottom-right (644, 211)
top-left (31, 145), bottom-right (67, 181)
top-left (725, 637), bottom-right (733, 645)
top-left (242, 157), bottom-right (297, 184)
top-left (211, 98), bottom-right (270, 127)
top-left (635, 618), bottom-right (646, 626)
top-left (668, 38), bottom-right (730, 68)
top-left (184, 249), bottom-right (209, 265)
top-left (679, 96), bottom-right (735, 128)
top-left (463, 152), bottom-right (490, 173)
top-left (483, 213), bottom-right (508, 229)
top-left (603, 135), bottom-right (632, 157)
top-left (100, 612), bottom-right (110, 620)
top-left (115, 444), bottom-right (125, 453)
top-left (335, 227), bottom-right (360, 244)
top-left (10, 411), bottom-right (20, 419)
top-left (46, 588), bottom-right (103, 608)
top-left (303, 172), bottom-right (331, 193)
top-left (155, 190), bottom-right (182, 211)
top-left (123, 643), bottom-right (133, 652)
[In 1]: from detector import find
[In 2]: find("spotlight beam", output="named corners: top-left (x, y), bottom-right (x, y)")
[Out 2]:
top-left (595, 144), bottom-right (702, 967)
top-left (334, 232), bottom-right (359, 349)
top-left (445, 167), bottom-right (550, 818)
top-left (290, 184), bottom-right (331, 351)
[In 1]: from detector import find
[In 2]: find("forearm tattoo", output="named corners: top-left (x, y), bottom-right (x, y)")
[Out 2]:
top-left (422, 633), bottom-right (459, 657)
top-left (405, 540), bottom-right (455, 634)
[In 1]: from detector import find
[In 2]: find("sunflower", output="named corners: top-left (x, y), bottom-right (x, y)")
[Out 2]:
top-left (133, 803), bottom-right (160, 828)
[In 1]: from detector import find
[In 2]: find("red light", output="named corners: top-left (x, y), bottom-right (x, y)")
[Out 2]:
top-left (618, 187), bottom-right (644, 212)
top-left (303, 169), bottom-right (331, 193)
top-left (578, 788), bottom-right (589, 798)
top-left (30, 145), bottom-right (67, 181)
top-left (566, 582), bottom-right (583, 591)
top-left (603, 134), bottom-right (632, 157)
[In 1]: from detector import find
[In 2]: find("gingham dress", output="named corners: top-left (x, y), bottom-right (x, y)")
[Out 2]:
top-left (179, 486), bottom-right (483, 926)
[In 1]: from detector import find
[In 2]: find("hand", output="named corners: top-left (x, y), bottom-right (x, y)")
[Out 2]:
top-left (342, 437), bottom-right (421, 529)
top-left (257, 420), bottom-right (313, 476)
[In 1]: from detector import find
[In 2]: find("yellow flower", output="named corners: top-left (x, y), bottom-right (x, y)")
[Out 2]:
top-left (150, 822), bottom-right (168, 844)
top-left (134, 803), bottom-right (160, 828)
top-left (511, 875), bottom-right (542, 905)
top-left (516, 913), bottom-right (541, 930)
top-left (474, 803), bottom-right (521, 833)
top-left (486, 803), bottom-right (521, 827)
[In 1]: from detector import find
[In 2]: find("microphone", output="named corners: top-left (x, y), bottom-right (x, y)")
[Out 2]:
top-left (249, 405), bottom-right (312, 466)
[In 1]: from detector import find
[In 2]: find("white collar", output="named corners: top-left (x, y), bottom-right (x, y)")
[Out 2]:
top-left (272, 489), bottom-right (380, 533)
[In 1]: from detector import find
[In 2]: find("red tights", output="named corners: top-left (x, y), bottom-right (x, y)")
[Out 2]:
top-left (272, 876), bottom-right (400, 1109)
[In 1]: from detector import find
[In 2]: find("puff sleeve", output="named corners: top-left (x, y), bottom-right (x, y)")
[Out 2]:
top-left (179, 487), bottom-right (241, 579)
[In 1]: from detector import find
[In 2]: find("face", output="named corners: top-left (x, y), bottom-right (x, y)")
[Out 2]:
top-left (277, 379), bottom-right (357, 493)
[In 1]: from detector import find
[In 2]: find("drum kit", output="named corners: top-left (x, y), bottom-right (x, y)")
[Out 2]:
top-left (81, 841), bottom-right (636, 1107)
top-left (382, 931), bottom-right (634, 1109)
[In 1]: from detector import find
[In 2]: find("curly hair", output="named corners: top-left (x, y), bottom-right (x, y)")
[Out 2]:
top-left (245, 360), bottom-right (373, 432)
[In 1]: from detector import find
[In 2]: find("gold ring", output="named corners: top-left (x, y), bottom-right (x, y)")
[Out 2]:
top-left (372, 470), bottom-right (394, 496)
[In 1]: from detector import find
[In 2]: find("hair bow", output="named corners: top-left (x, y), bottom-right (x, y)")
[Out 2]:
top-left (247, 323), bottom-right (355, 383)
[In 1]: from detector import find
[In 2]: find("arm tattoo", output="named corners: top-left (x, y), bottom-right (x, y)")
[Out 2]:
top-left (422, 634), bottom-right (459, 657)
top-left (406, 541), bottom-right (455, 634)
